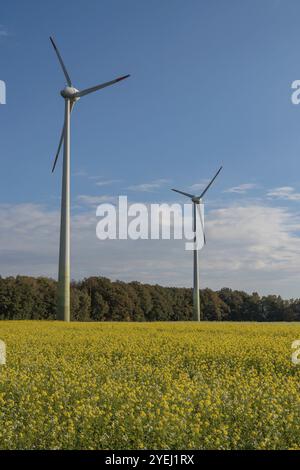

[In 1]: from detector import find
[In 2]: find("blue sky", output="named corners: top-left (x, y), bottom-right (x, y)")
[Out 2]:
top-left (2, 0), bottom-right (300, 297)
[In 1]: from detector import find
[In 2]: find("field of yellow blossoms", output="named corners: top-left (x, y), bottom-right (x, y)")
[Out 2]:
top-left (0, 321), bottom-right (300, 449)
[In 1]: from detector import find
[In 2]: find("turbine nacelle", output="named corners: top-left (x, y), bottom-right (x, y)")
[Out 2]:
top-left (172, 166), bottom-right (223, 248)
top-left (60, 86), bottom-right (80, 100)
top-left (192, 197), bottom-right (201, 204)
top-left (50, 36), bottom-right (130, 173)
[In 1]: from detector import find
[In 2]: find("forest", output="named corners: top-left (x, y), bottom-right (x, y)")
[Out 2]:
top-left (0, 275), bottom-right (300, 321)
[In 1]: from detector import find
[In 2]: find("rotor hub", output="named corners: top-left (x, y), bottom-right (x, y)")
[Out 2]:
top-left (192, 197), bottom-right (201, 204)
top-left (60, 86), bottom-right (80, 101)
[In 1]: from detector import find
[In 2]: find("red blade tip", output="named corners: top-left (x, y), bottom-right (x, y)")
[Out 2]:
top-left (116, 74), bottom-right (130, 82)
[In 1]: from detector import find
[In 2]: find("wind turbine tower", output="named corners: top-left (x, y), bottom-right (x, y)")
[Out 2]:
top-left (172, 166), bottom-right (222, 321)
top-left (50, 36), bottom-right (130, 321)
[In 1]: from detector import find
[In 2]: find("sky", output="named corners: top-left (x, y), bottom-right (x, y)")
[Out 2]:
top-left (2, 0), bottom-right (300, 298)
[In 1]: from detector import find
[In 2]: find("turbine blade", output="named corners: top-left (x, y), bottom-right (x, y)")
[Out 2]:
top-left (171, 188), bottom-right (194, 199)
top-left (50, 36), bottom-right (72, 86)
top-left (74, 74), bottom-right (130, 98)
top-left (51, 102), bottom-right (75, 173)
top-left (51, 125), bottom-right (64, 173)
top-left (198, 166), bottom-right (223, 199)
top-left (197, 203), bottom-right (206, 244)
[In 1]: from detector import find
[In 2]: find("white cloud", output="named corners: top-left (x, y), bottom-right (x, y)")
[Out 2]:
top-left (73, 170), bottom-right (88, 177)
top-left (189, 180), bottom-right (209, 192)
top-left (200, 204), bottom-right (300, 295)
top-left (77, 195), bottom-right (116, 206)
top-left (0, 25), bottom-right (8, 37)
top-left (2, 202), bottom-right (300, 297)
top-left (72, 172), bottom-right (121, 187)
top-left (127, 179), bottom-right (170, 192)
top-left (224, 183), bottom-right (257, 194)
top-left (267, 186), bottom-right (300, 201)
top-left (95, 179), bottom-right (121, 187)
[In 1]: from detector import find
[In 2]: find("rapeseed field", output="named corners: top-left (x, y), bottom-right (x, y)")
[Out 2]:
top-left (0, 321), bottom-right (300, 449)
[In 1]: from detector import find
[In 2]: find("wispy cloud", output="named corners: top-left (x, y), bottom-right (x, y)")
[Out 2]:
top-left (77, 195), bottom-right (116, 206)
top-left (203, 203), bottom-right (300, 295)
top-left (2, 202), bottom-right (300, 297)
top-left (0, 25), bottom-right (9, 37)
top-left (127, 179), bottom-right (170, 192)
top-left (73, 172), bottom-right (121, 187)
top-left (189, 180), bottom-right (209, 192)
top-left (224, 183), bottom-right (258, 194)
top-left (267, 186), bottom-right (300, 201)
top-left (95, 179), bottom-right (121, 187)
top-left (73, 170), bottom-right (88, 177)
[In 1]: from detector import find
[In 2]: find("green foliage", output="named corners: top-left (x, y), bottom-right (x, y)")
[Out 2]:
top-left (0, 276), bottom-right (299, 321)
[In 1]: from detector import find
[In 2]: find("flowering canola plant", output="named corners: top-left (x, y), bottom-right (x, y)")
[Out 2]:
top-left (0, 321), bottom-right (300, 449)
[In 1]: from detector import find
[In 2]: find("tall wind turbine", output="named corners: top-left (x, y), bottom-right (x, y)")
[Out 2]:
top-left (172, 166), bottom-right (222, 321)
top-left (50, 36), bottom-right (130, 322)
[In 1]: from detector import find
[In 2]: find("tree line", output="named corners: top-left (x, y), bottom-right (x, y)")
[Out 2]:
top-left (0, 275), bottom-right (299, 321)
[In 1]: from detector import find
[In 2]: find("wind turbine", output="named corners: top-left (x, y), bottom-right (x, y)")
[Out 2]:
top-left (50, 36), bottom-right (130, 321)
top-left (172, 166), bottom-right (222, 321)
